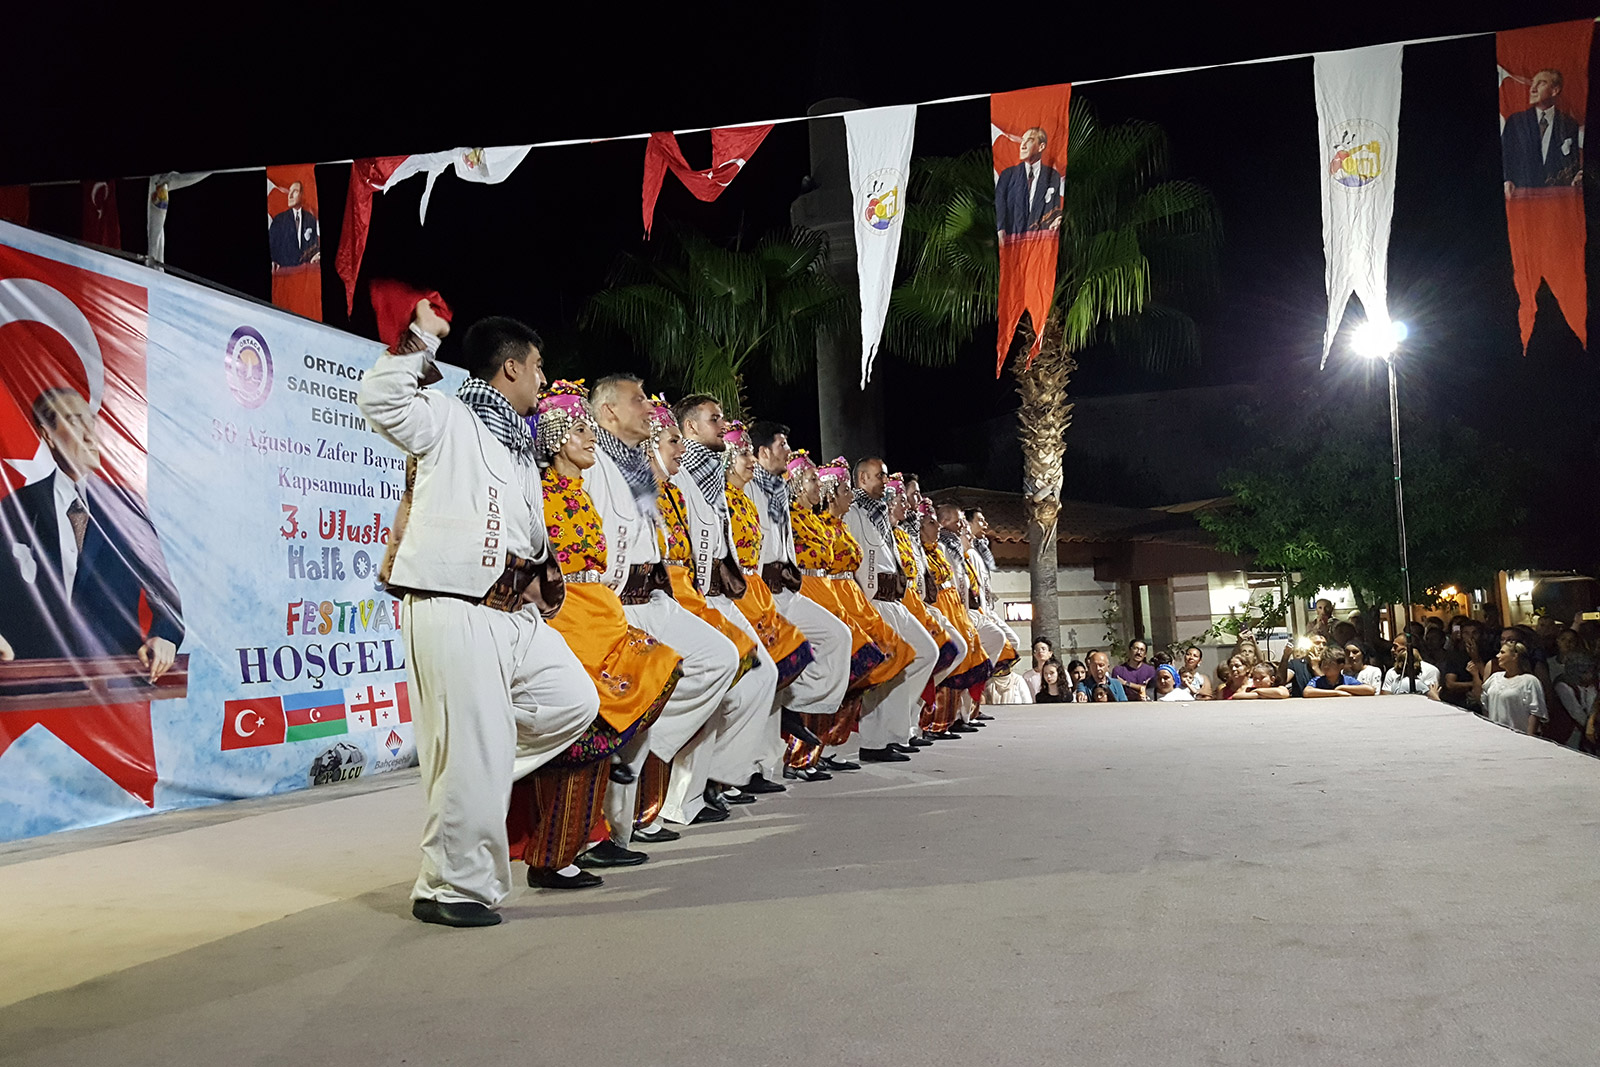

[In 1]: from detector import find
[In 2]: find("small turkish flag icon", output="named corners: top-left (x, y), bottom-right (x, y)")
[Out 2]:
top-left (221, 697), bottom-right (287, 750)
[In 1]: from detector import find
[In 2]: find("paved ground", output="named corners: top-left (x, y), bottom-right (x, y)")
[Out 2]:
top-left (3, 696), bottom-right (1598, 1066)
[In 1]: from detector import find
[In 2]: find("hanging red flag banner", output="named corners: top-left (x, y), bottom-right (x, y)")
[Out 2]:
top-left (266, 164), bottom-right (322, 322)
top-left (991, 83), bottom-right (1072, 374)
top-left (1499, 19), bottom-right (1591, 351)
top-left (81, 181), bottom-right (122, 249)
top-left (334, 156), bottom-right (409, 317)
top-left (641, 125), bottom-right (773, 237)
top-left (0, 187), bottom-right (29, 227)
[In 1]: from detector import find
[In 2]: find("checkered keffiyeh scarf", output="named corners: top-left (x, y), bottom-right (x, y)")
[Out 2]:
top-left (975, 537), bottom-right (998, 572)
top-left (680, 440), bottom-right (729, 517)
top-left (457, 378), bottom-right (534, 464)
top-left (594, 426), bottom-right (658, 506)
top-left (752, 467), bottom-right (790, 530)
top-left (852, 487), bottom-right (892, 539)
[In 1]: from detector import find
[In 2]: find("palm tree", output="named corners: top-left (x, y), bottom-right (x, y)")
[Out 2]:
top-left (583, 224), bottom-right (851, 416)
top-left (885, 99), bottom-right (1219, 646)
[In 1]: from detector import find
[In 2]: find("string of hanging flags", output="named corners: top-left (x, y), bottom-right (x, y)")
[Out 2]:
top-left (10, 20), bottom-right (1589, 377)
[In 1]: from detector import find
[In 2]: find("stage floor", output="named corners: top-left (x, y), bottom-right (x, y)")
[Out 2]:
top-left (3, 697), bottom-right (1599, 1066)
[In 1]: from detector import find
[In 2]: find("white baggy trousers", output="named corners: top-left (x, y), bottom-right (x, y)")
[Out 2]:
top-left (609, 590), bottom-right (739, 837)
top-left (858, 599), bottom-right (941, 749)
top-left (402, 596), bottom-right (600, 908)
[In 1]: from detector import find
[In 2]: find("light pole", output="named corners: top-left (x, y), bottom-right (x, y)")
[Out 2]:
top-left (1352, 318), bottom-right (1412, 625)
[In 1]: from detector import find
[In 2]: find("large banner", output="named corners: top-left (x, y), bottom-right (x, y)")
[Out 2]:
top-left (1314, 44), bottom-right (1403, 367)
top-left (1499, 19), bottom-right (1591, 351)
top-left (0, 221), bottom-right (459, 841)
top-left (845, 105), bottom-right (916, 387)
top-left (267, 164), bottom-right (323, 322)
top-left (991, 83), bottom-right (1072, 375)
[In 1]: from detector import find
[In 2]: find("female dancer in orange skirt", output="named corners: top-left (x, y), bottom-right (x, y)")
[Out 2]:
top-left (506, 381), bottom-right (683, 890)
top-left (783, 451), bottom-right (889, 773)
top-left (882, 477), bottom-right (965, 737)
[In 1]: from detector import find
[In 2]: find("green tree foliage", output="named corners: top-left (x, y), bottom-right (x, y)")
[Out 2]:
top-left (1199, 398), bottom-right (1524, 617)
top-left (583, 225), bottom-right (850, 416)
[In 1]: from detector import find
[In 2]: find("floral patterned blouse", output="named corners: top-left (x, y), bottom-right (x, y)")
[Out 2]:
top-left (893, 528), bottom-right (921, 577)
top-left (924, 537), bottom-right (955, 587)
top-left (725, 483), bottom-right (763, 570)
top-left (790, 507), bottom-right (833, 571)
top-left (656, 480), bottom-right (694, 566)
top-left (542, 468), bottom-right (607, 575)
top-left (821, 514), bottom-right (863, 574)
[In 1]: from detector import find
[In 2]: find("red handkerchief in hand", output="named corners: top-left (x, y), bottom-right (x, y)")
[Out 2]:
top-left (370, 278), bottom-right (452, 350)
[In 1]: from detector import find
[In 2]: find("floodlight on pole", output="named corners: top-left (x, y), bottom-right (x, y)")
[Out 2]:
top-left (1349, 316), bottom-right (1413, 623)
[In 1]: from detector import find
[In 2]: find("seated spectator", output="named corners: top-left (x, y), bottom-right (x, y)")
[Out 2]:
top-left (1035, 660), bottom-right (1071, 703)
top-left (1550, 654), bottom-right (1595, 749)
top-left (1022, 638), bottom-right (1053, 698)
top-left (1247, 662), bottom-right (1292, 699)
top-left (1303, 648), bottom-right (1376, 697)
top-left (1066, 659), bottom-right (1088, 693)
top-left (1382, 634), bottom-right (1440, 694)
top-left (1343, 641), bottom-right (1383, 692)
top-left (1218, 655), bottom-right (1254, 700)
top-left (1180, 645), bottom-right (1213, 699)
top-left (1112, 639), bottom-right (1156, 700)
top-left (1154, 664), bottom-right (1195, 702)
top-left (1089, 684), bottom-right (1114, 702)
top-left (1076, 651), bottom-right (1129, 701)
top-left (1467, 640), bottom-right (1547, 735)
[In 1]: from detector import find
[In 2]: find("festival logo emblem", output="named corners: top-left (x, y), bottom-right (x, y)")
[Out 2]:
top-left (1327, 120), bottom-right (1386, 189)
top-left (383, 728), bottom-right (404, 756)
top-left (225, 326), bottom-right (273, 409)
top-left (859, 169), bottom-right (903, 233)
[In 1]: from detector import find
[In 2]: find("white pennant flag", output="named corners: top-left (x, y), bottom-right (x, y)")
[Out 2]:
top-left (379, 146), bottom-right (534, 224)
top-left (845, 106), bottom-right (916, 387)
top-left (145, 171), bottom-right (211, 266)
top-left (1314, 44), bottom-right (1403, 367)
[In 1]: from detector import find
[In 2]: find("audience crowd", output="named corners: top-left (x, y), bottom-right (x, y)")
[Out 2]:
top-left (1019, 598), bottom-right (1600, 754)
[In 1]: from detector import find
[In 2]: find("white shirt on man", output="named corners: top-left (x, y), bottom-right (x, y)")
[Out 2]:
top-left (1381, 661), bottom-right (1440, 694)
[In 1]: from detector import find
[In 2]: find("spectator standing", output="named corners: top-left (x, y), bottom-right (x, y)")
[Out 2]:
top-left (1077, 651), bottom-right (1129, 701)
top-left (1470, 641), bottom-right (1548, 735)
top-left (1022, 638), bottom-right (1053, 698)
top-left (1344, 641), bottom-right (1383, 692)
top-left (1112, 639), bottom-right (1157, 700)
top-left (1382, 634), bottom-right (1440, 694)
top-left (1550, 654), bottom-right (1595, 748)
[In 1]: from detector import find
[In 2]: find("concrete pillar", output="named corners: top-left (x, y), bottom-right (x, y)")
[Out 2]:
top-left (791, 98), bottom-right (885, 462)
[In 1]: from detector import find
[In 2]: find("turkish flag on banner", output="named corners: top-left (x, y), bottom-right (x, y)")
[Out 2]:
top-left (81, 181), bottom-right (122, 250)
top-left (267, 164), bottom-right (323, 322)
top-left (641, 126), bottom-right (774, 237)
top-left (221, 696), bottom-right (287, 750)
top-left (1499, 19), bottom-right (1591, 350)
top-left (992, 84), bottom-right (1072, 374)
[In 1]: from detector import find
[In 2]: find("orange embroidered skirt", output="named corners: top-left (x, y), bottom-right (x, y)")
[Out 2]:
top-left (733, 570), bottom-right (811, 665)
top-left (937, 586), bottom-right (991, 679)
top-left (830, 577), bottom-right (911, 689)
top-left (549, 582), bottom-right (683, 733)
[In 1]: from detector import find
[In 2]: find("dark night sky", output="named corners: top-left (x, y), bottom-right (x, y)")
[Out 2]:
top-left (7, 3), bottom-right (1600, 563)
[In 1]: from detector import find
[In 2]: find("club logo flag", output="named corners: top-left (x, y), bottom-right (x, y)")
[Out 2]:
top-left (267, 165), bottom-right (322, 322)
top-left (641, 126), bottom-right (774, 238)
top-left (1314, 44), bottom-right (1403, 368)
top-left (1499, 19), bottom-right (1591, 351)
top-left (379, 146), bottom-right (535, 226)
top-left (991, 84), bottom-right (1072, 375)
top-left (144, 171), bottom-right (209, 266)
top-left (845, 106), bottom-right (917, 388)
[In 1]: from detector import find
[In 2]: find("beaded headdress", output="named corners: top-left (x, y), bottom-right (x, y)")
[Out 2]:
top-left (815, 455), bottom-right (850, 498)
top-left (723, 420), bottom-right (752, 454)
top-left (534, 379), bottom-right (592, 463)
top-left (785, 448), bottom-right (815, 480)
top-left (646, 392), bottom-right (675, 444)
